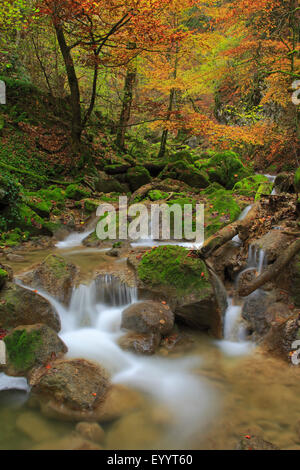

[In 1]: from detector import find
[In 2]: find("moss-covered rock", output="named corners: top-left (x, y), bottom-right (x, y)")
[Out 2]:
top-left (159, 160), bottom-right (209, 189)
top-left (255, 181), bottom-right (274, 201)
top-left (0, 268), bottom-right (8, 289)
top-left (21, 254), bottom-right (78, 305)
top-left (294, 167), bottom-right (300, 195)
top-left (0, 282), bottom-right (61, 331)
top-left (104, 164), bottom-right (131, 175)
top-left (83, 198), bottom-right (102, 213)
top-left (138, 245), bottom-right (209, 295)
top-left (3, 324), bottom-right (67, 377)
top-left (233, 175), bottom-right (269, 197)
top-left (197, 151), bottom-right (252, 189)
top-left (169, 150), bottom-right (194, 164)
top-left (126, 166), bottom-right (151, 192)
top-left (96, 171), bottom-right (129, 193)
top-left (135, 246), bottom-right (227, 338)
top-left (65, 184), bottom-right (91, 201)
top-left (205, 189), bottom-right (241, 237)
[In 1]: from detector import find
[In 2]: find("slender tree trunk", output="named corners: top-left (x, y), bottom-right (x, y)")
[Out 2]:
top-left (116, 64), bottom-right (137, 149)
top-left (158, 88), bottom-right (175, 158)
top-left (54, 23), bottom-right (82, 150)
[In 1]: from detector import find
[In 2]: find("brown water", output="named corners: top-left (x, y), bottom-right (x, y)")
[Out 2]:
top-left (1, 245), bottom-right (300, 450)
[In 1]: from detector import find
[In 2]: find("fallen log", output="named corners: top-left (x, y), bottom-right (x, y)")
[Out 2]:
top-left (199, 203), bottom-right (260, 259)
top-left (238, 237), bottom-right (300, 297)
top-left (129, 179), bottom-right (192, 204)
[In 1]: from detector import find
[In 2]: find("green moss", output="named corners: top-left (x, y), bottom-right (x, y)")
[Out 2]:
top-left (138, 245), bottom-right (210, 294)
top-left (159, 160), bottom-right (209, 189)
top-left (65, 184), bottom-right (91, 201)
top-left (4, 329), bottom-right (42, 371)
top-left (255, 182), bottom-right (274, 201)
top-left (294, 168), bottom-right (300, 194)
top-left (197, 151), bottom-right (252, 189)
top-left (42, 254), bottom-right (68, 279)
top-left (233, 175), bottom-right (269, 197)
top-left (148, 190), bottom-right (169, 201)
top-left (205, 189), bottom-right (241, 237)
top-left (126, 166), bottom-right (151, 192)
top-left (169, 150), bottom-right (194, 164)
top-left (0, 269), bottom-right (8, 289)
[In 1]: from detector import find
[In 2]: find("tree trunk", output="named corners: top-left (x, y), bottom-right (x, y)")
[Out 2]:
top-left (158, 88), bottom-right (175, 159)
top-left (54, 23), bottom-right (82, 150)
top-left (116, 64), bottom-right (137, 150)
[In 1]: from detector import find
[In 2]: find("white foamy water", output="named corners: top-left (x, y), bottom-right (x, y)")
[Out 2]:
top-left (55, 228), bottom-right (94, 249)
top-left (17, 277), bottom-right (219, 441)
top-left (0, 373), bottom-right (29, 393)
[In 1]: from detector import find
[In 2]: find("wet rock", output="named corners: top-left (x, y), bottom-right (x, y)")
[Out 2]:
top-left (3, 324), bottom-right (67, 377)
top-left (75, 422), bottom-right (105, 444)
top-left (5, 254), bottom-right (25, 262)
top-left (0, 263), bottom-right (13, 282)
top-left (119, 332), bottom-right (161, 355)
top-left (30, 358), bottom-right (110, 419)
top-left (0, 282), bottom-right (61, 332)
top-left (251, 230), bottom-right (291, 263)
top-left (95, 384), bottom-right (144, 423)
top-left (242, 290), bottom-right (276, 337)
top-left (211, 241), bottom-right (243, 281)
top-left (121, 301), bottom-right (174, 336)
top-left (16, 411), bottom-right (57, 442)
top-left (107, 248), bottom-right (121, 258)
top-left (236, 434), bottom-right (279, 450)
top-left (159, 332), bottom-right (195, 354)
top-left (264, 313), bottom-right (300, 360)
top-left (21, 254), bottom-right (78, 305)
top-left (274, 172), bottom-right (294, 194)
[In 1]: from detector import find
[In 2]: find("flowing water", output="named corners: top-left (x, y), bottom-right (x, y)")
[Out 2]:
top-left (2, 189), bottom-right (300, 450)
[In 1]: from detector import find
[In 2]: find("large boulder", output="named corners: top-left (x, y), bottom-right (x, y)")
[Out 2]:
top-left (196, 151), bottom-right (252, 189)
top-left (121, 301), bottom-right (174, 336)
top-left (274, 172), bottom-right (295, 194)
top-left (21, 254), bottom-right (78, 305)
top-left (135, 245), bottom-right (227, 338)
top-left (3, 324), bottom-right (67, 377)
top-left (159, 160), bottom-right (209, 189)
top-left (251, 230), bottom-right (291, 263)
top-left (242, 290), bottom-right (276, 337)
top-left (233, 174), bottom-right (269, 197)
top-left (126, 166), bottom-right (151, 192)
top-left (0, 282), bottom-right (60, 332)
top-left (263, 313), bottom-right (300, 361)
top-left (30, 358), bottom-right (110, 420)
top-left (95, 171), bottom-right (129, 193)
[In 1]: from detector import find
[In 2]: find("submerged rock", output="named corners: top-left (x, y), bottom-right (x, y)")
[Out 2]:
top-left (0, 282), bottom-right (60, 332)
top-left (30, 358), bottom-right (110, 420)
top-left (236, 434), bottom-right (279, 450)
top-left (20, 254), bottom-right (78, 305)
top-left (75, 422), bottom-right (105, 444)
top-left (121, 301), bottom-right (174, 336)
top-left (3, 324), bottom-right (67, 377)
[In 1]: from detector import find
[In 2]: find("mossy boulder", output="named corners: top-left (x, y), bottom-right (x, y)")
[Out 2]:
top-left (3, 324), bottom-right (68, 377)
top-left (65, 184), bottom-right (91, 201)
top-left (294, 167), bottom-right (300, 195)
top-left (126, 166), bottom-right (151, 192)
top-left (159, 160), bottom-right (209, 189)
top-left (83, 198), bottom-right (102, 214)
top-left (233, 174), bottom-right (269, 197)
top-left (169, 150), bottom-right (194, 164)
top-left (0, 268), bottom-right (8, 289)
top-left (104, 164), bottom-right (131, 175)
top-left (274, 172), bottom-right (295, 194)
top-left (136, 245), bottom-right (227, 337)
top-left (21, 254), bottom-right (78, 305)
top-left (255, 181), bottom-right (274, 201)
top-left (22, 187), bottom-right (66, 218)
top-left (197, 151), bottom-right (252, 189)
top-left (0, 282), bottom-right (61, 331)
top-left (96, 171), bottom-right (129, 193)
top-left (205, 189), bottom-right (241, 237)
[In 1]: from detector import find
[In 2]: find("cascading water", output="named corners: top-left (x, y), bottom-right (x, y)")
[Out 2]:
top-left (15, 276), bottom-right (219, 445)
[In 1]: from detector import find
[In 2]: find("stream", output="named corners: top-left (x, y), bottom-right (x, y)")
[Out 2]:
top-left (2, 173), bottom-right (300, 450)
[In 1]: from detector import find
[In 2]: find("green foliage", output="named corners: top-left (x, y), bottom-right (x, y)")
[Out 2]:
top-left (4, 329), bottom-right (42, 371)
top-left (205, 189), bottom-right (241, 237)
top-left (138, 245), bottom-right (210, 294)
top-left (0, 268), bottom-right (8, 289)
top-left (294, 168), bottom-right (300, 193)
top-left (255, 182), bottom-right (274, 201)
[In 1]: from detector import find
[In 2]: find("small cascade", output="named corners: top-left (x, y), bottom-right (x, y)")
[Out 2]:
top-left (55, 217), bottom-right (98, 249)
top-left (247, 245), bottom-right (267, 275)
top-left (95, 274), bottom-right (137, 307)
top-left (232, 204), bottom-right (253, 244)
